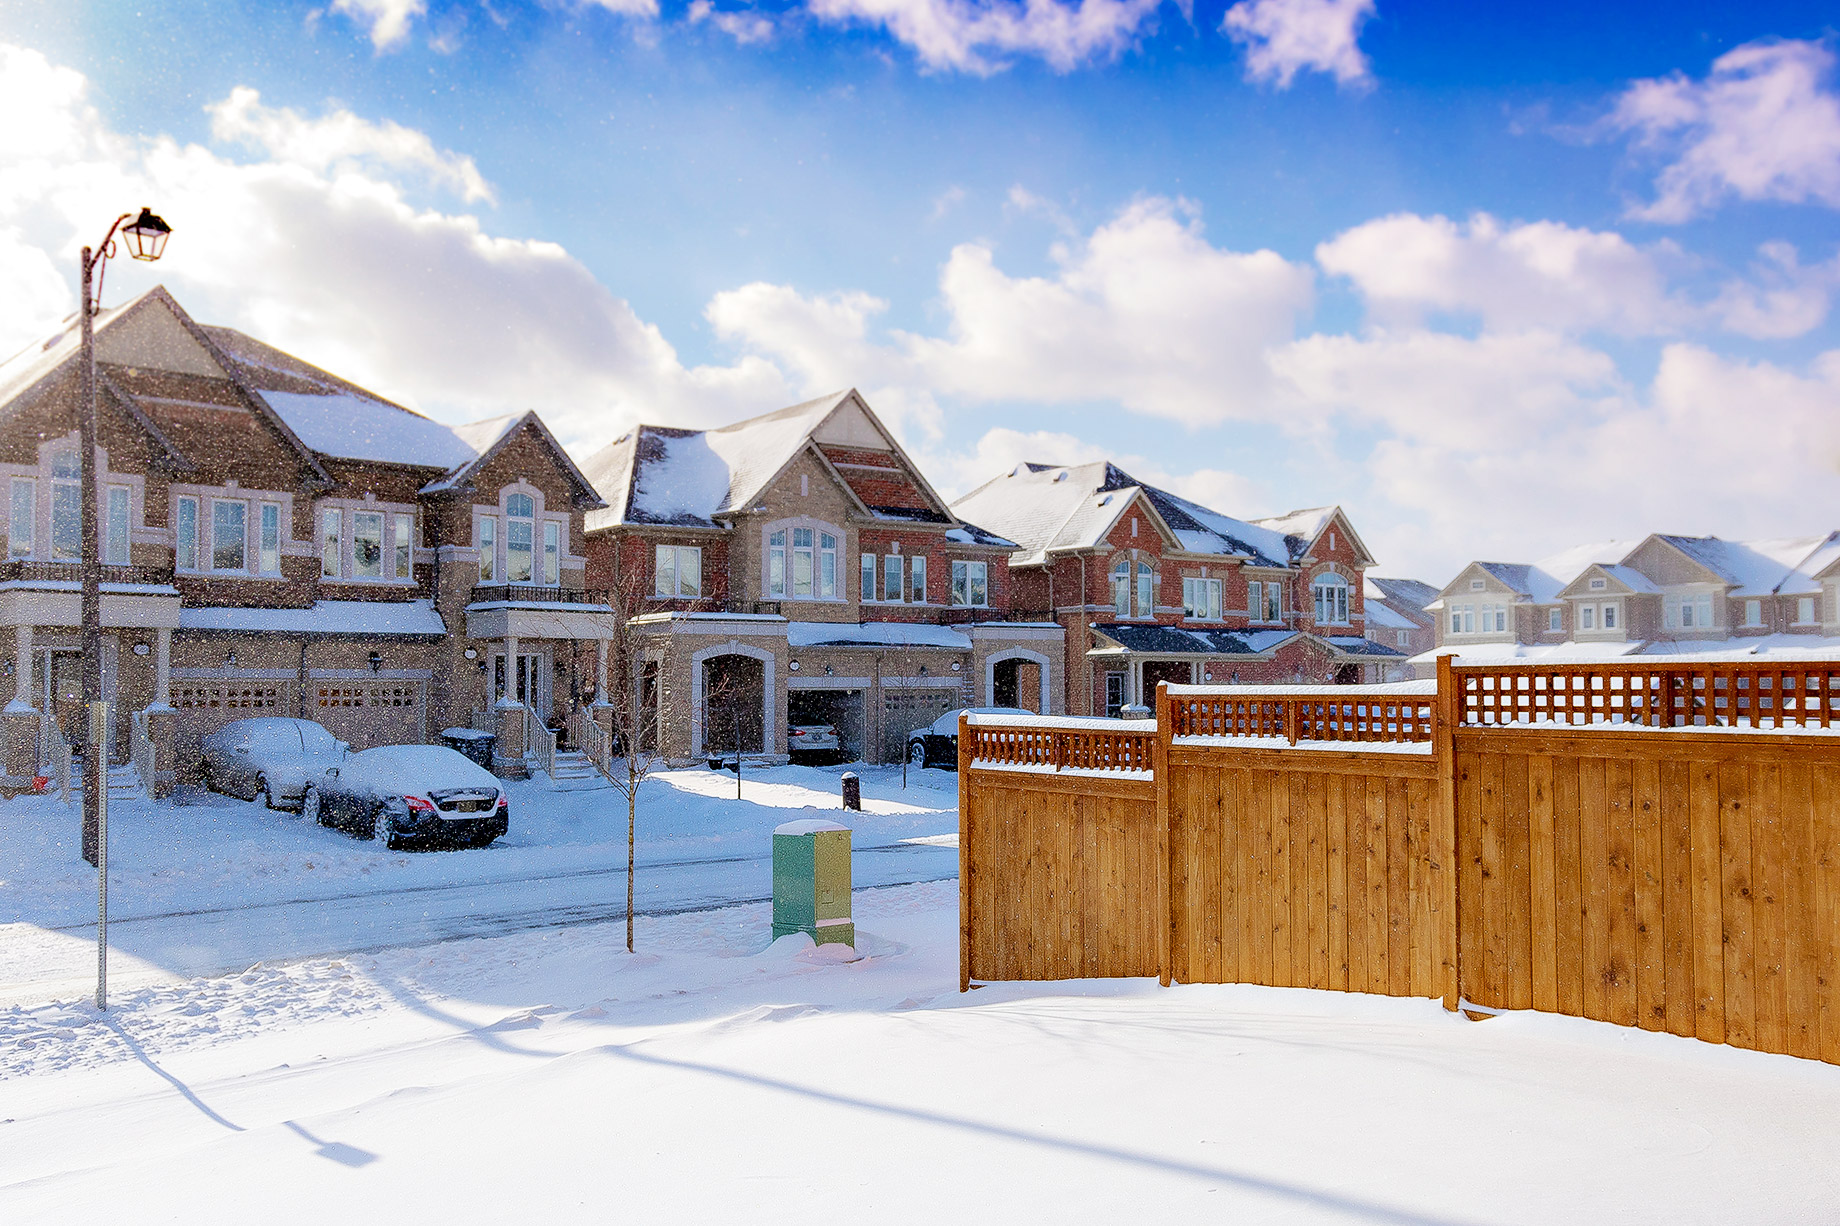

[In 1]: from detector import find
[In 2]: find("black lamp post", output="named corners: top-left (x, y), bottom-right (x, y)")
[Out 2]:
top-left (78, 206), bottom-right (171, 1010)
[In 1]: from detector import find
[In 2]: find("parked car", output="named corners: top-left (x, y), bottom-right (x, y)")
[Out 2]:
top-left (787, 722), bottom-right (842, 763)
top-left (302, 744), bottom-right (509, 850)
top-left (905, 707), bottom-right (1029, 768)
top-left (199, 717), bottom-right (348, 811)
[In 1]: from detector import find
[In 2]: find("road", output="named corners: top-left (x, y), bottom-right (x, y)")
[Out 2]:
top-left (0, 840), bottom-right (957, 1009)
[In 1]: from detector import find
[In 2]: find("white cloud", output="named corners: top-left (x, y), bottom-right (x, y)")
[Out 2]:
top-left (330, 0), bottom-right (427, 51)
top-left (688, 0), bottom-right (775, 43)
top-left (1710, 241), bottom-right (1838, 339)
top-left (207, 87), bottom-right (496, 204)
top-left (1316, 212), bottom-right (1686, 335)
top-left (1611, 38), bottom-right (1840, 222)
top-left (587, 0), bottom-right (664, 15)
top-left (1220, 0), bottom-right (1374, 90)
top-left (0, 43), bottom-right (786, 446)
top-left (805, 0), bottom-right (1164, 75)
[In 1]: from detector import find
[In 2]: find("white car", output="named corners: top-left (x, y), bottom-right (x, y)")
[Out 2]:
top-left (199, 717), bottom-right (348, 811)
top-left (787, 723), bottom-right (842, 763)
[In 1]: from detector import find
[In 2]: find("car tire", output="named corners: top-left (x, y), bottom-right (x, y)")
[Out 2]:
top-left (371, 806), bottom-right (396, 850)
top-left (909, 741), bottom-right (927, 767)
top-left (256, 776), bottom-right (275, 811)
top-left (301, 785), bottom-right (322, 826)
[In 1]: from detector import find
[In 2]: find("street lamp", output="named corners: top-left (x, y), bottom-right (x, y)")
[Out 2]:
top-left (78, 206), bottom-right (172, 1011)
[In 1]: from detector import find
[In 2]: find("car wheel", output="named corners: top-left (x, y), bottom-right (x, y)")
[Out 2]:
top-left (909, 740), bottom-right (927, 767)
top-left (256, 776), bottom-right (275, 810)
top-left (371, 805), bottom-right (396, 850)
top-left (301, 785), bottom-right (322, 826)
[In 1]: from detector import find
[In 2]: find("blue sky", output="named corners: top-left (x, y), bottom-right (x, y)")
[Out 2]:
top-left (2, 0), bottom-right (1838, 579)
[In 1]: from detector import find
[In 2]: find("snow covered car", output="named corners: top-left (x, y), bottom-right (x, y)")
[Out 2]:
top-left (787, 722), bottom-right (842, 763)
top-left (905, 707), bottom-right (1029, 768)
top-left (198, 717), bottom-right (348, 811)
top-left (302, 744), bottom-right (509, 850)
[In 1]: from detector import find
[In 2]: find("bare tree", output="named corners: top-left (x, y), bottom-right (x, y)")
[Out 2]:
top-left (703, 657), bottom-right (761, 801)
top-left (595, 564), bottom-right (669, 953)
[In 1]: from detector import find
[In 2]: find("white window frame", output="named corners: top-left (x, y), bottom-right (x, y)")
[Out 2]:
top-left (176, 496), bottom-right (199, 572)
top-left (1581, 605), bottom-right (1595, 631)
top-left (1311, 574), bottom-right (1349, 625)
top-left (8, 476), bottom-right (33, 558)
top-left (352, 510), bottom-right (385, 580)
top-left (1548, 607), bottom-right (1562, 633)
top-left (1796, 595), bottom-right (1817, 625)
top-left (324, 507), bottom-right (344, 579)
top-left (477, 515), bottom-right (497, 584)
top-left (883, 553), bottom-right (903, 603)
top-left (543, 520), bottom-right (561, 587)
top-left (951, 559), bottom-right (989, 608)
top-left (505, 493), bottom-right (535, 584)
top-left (909, 554), bottom-right (926, 603)
top-left (49, 451), bottom-right (80, 563)
top-left (393, 514), bottom-right (412, 581)
top-left (104, 484), bottom-right (130, 567)
top-left (209, 498), bottom-right (248, 574)
top-left (655, 544), bottom-right (703, 598)
top-left (1183, 576), bottom-right (1222, 621)
top-left (259, 501), bottom-right (282, 576)
top-left (1135, 560), bottom-right (1153, 618)
top-left (767, 520), bottom-right (838, 600)
top-left (858, 551), bottom-right (873, 602)
top-left (1602, 603), bottom-right (1617, 630)
top-left (1112, 558), bottom-right (1130, 617)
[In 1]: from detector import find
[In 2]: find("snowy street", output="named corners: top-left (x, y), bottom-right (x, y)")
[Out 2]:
top-left (9, 880), bottom-right (1840, 1223)
top-left (0, 762), bottom-right (958, 1009)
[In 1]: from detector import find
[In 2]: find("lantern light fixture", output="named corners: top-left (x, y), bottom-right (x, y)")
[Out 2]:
top-left (121, 207), bottom-right (173, 262)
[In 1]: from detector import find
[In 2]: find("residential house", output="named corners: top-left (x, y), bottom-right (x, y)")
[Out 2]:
top-left (578, 391), bottom-right (1060, 765)
top-left (1419, 532), bottom-right (1840, 671)
top-left (1362, 577), bottom-right (1438, 677)
top-left (0, 287), bottom-right (617, 793)
top-left (950, 462), bottom-right (1403, 718)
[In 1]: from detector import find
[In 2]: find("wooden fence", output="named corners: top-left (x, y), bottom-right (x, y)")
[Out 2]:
top-left (959, 657), bottom-right (1840, 1065)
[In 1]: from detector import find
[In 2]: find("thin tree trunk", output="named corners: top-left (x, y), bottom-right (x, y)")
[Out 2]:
top-left (626, 779), bottom-right (636, 953)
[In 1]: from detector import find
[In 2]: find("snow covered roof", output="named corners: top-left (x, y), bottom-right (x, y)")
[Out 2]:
top-left (1449, 542), bottom-right (1639, 606)
top-left (785, 621), bottom-right (972, 650)
top-left (1364, 601), bottom-right (1418, 630)
top-left (1320, 635), bottom-right (1407, 658)
top-left (1090, 623), bottom-right (1299, 657)
top-left (1246, 506), bottom-right (1379, 566)
top-left (1654, 535), bottom-right (1827, 597)
top-left (1364, 576), bottom-right (1439, 624)
top-left (1779, 532), bottom-right (1840, 594)
top-left (950, 461), bottom-right (1292, 569)
top-left (178, 600), bottom-right (447, 636)
top-left (1634, 632), bottom-right (1840, 661)
top-left (1407, 640), bottom-right (1648, 667)
top-left (421, 411), bottom-right (604, 507)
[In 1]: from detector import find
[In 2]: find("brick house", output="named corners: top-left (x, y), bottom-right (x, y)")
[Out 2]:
top-left (950, 462), bottom-right (1404, 717)
top-left (1419, 532), bottom-right (1840, 671)
top-left (1362, 577), bottom-right (1438, 676)
top-left (0, 287), bottom-right (617, 793)
top-left (578, 390), bottom-right (1061, 765)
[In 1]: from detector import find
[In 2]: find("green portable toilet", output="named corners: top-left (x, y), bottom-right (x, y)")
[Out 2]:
top-left (772, 818), bottom-right (854, 947)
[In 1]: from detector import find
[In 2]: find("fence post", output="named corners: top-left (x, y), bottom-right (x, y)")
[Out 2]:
top-left (1285, 696), bottom-right (1299, 745)
top-left (1435, 653), bottom-right (1461, 1011)
top-left (959, 711), bottom-right (972, 993)
top-left (1154, 681), bottom-right (1172, 988)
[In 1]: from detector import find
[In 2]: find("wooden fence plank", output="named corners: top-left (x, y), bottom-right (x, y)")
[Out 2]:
top-left (1365, 775), bottom-right (1390, 996)
top-left (1553, 755), bottom-right (1585, 1020)
top-left (1408, 776), bottom-right (1436, 998)
top-left (1781, 763), bottom-right (1818, 1061)
top-left (1721, 761), bottom-right (1756, 1050)
top-left (1633, 757), bottom-right (1666, 1031)
top-left (1580, 756), bottom-right (1610, 1023)
top-left (1503, 754), bottom-right (1534, 1011)
top-left (1689, 759), bottom-right (1726, 1046)
top-left (1605, 759), bottom-right (1638, 1028)
top-left (1250, 769), bottom-right (1274, 989)
top-left (1816, 766), bottom-right (1840, 1064)
top-left (1346, 772), bottom-right (1370, 996)
top-left (1529, 755), bottom-right (1558, 1013)
top-left (1271, 770), bottom-right (1294, 989)
top-left (1219, 769), bottom-right (1241, 984)
top-left (1327, 768), bottom-right (1348, 992)
top-left (1305, 772), bottom-right (1330, 991)
top-left (1660, 760), bottom-right (1696, 1038)
top-left (1387, 775), bottom-right (1413, 998)
top-left (1478, 752), bottom-right (1505, 1009)
top-left (1456, 755), bottom-right (1481, 1007)
top-left (1752, 764), bottom-right (1786, 1054)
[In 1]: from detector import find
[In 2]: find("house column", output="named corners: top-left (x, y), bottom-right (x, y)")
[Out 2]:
top-left (13, 623), bottom-right (32, 710)
top-left (154, 627), bottom-right (171, 706)
top-left (595, 638), bottom-right (610, 705)
top-left (499, 635), bottom-right (520, 705)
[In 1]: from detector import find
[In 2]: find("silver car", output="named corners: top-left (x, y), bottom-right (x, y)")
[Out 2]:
top-left (199, 717), bottom-right (348, 811)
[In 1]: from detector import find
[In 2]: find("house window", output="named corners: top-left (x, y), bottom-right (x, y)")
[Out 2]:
top-left (211, 500), bottom-right (246, 572)
top-left (1548, 608), bottom-right (1562, 633)
top-left (1462, 605), bottom-right (1475, 634)
top-left (1494, 605), bottom-right (1507, 632)
top-left (259, 502), bottom-right (281, 575)
top-left (1581, 606), bottom-right (1595, 630)
top-left (176, 496), bottom-right (198, 571)
top-left (353, 511), bottom-right (384, 579)
top-left (477, 515), bottom-right (496, 583)
top-left (1248, 580), bottom-right (1262, 620)
top-left (655, 544), bottom-right (702, 598)
top-left (1264, 581), bottom-right (1282, 623)
top-left (543, 521), bottom-right (561, 586)
top-left (322, 508), bottom-right (342, 578)
top-left (505, 493), bottom-right (534, 583)
top-left (8, 477), bottom-right (32, 557)
top-left (951, 560), bottom-right (988, 607)
top-left (104, 485), bottom-right (129, 566)
top-left (884, 554), bottom-right (903, 602)
top-left (775, 526), bottom-right (836, 599)
top-left (49, 450), bottom-right (79, 562)
top-left (1469, 578), bottom-right (1484, 591)
top-left (1104, 672), bottom-right (1126, 719)
top-left (909, 555), bottom-right (926, 603)
top-left (1602, 603), bottom-right (1617, 630)
top-left (1312, 574), bottom-right (1349, 625)
top-left (1183, 576), bottom-right (1222, 620)
top-left (393, 515), bottom-right (412, 580)
top-left (1798, 596), bottom-right (1816, 624)
top-left (1136, 560), bottom-right (1153, 617)
top-left (1589, 577), bottom-right (1606, 591)
top-left (858, 552), bottom-right (873, 601)
top-left (1743, 598), bottom-right (1762, 627)
top-left (1396, 630), bottom-right (1410, 647)
top-left (1672, 594), bottom-right (1715, 629)
top-left (1112, 558), bottom-right (1130, 617)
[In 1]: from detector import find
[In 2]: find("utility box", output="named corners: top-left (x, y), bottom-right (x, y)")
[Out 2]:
top-left (772, 818), bottom-right (854, 947)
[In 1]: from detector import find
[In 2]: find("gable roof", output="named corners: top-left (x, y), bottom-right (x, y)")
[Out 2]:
top-left (950, 460), bottom-right (1292, 568)
top-left (1364, 576), bottom-right (1439, 621)
top-left (1652, 534), bottom-right (1829, 596)
top-left (1248, 506), bottom-right (1376, 567)
top-left (1439, 541), bottom-right (1638, 606)
top-left (1784, 532), bottom-right (1840, 590)
top-left (423, 411), bottom-right (605, 508)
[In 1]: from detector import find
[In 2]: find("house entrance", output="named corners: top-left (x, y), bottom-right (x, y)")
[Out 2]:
top-left (494, 651), bottom-right (550, 717)
top-left (1141, 659), bottom-right (1192, 700)
top-left (992, 657), bottom-right (1042, 712)
top-left (702, 653), bottom-right (764, 755)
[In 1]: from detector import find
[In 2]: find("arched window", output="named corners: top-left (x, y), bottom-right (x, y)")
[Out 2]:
top-left (505, 492), bottom-right (534, 583)
top-left (1136, 560), bottom-right (1154, 617)
top-left (1111, 557), bottom-right (1130, 617)
top-left (1312, 573), bottom-right (1349, 625)
top-left (767, 523), bottom-right (837, 599)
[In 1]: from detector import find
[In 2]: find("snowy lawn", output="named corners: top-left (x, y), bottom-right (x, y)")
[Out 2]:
top-left (0, 762), bottom-right (958, 1006)
top-left (6, 880), bottom-right (1840, 1223)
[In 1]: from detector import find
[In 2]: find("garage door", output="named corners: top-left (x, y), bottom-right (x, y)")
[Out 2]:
top-left (880, 688), bottom-right (961, 765)
top-left (311, 680), bottom-right (426, 750)
top-left (171, 681), bottom-right (291, 765)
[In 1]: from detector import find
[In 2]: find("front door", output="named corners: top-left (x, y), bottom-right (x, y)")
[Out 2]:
top-left (47, 651), bottom-right (83, 748)
top-left (494, 651), bottom-right (550, 717)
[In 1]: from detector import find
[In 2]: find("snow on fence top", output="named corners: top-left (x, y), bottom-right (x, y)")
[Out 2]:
top-left (1454, 658), bottom-right (1840, 732)
top-left (1163, 680), bottom-right (1436, 698)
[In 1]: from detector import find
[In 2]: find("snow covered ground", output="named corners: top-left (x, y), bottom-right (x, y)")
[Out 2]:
top-left (7, 880), bottom-right (1840, 1222)
top-left (0, 761), bottom-right (958, 1007)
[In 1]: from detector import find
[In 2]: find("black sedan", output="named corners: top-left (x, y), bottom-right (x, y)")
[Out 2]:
top-left (905, 707), bottom-right (1029, 768)
top-left (302, 744), bottom-right (508, 850)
